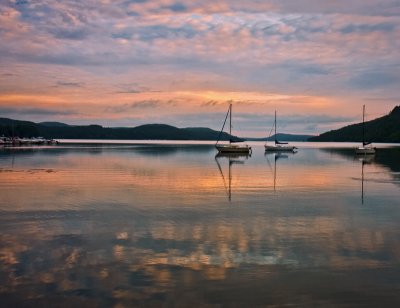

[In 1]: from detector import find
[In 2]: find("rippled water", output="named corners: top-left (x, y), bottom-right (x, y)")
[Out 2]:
top-left (0, 142), bottom-right (399, 307)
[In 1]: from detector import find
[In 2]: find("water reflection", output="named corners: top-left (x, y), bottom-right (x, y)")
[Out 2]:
top-left (321, 147), bottom-right (400, 203)
top-left (265, 152), bottom-right (297, 192)
top-left (215, 153), bottom-right (250, 201)
top-left (358, 155), bottom-right (375, 205)
top-left (0, 144), bottom-right (400, 306)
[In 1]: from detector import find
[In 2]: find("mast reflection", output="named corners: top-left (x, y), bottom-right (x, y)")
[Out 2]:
top-left (265, 152), bottom-right (296, 192)
top-left (357, 154), bottom-right (375, 205)
top-left (215, 153), bottom-right (249, 201)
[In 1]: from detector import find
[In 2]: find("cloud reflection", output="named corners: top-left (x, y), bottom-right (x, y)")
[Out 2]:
top-left (1, 145), bottom-right (400, 305)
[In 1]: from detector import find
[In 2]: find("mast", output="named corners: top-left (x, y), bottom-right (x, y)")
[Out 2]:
top-left (274, 154), bottom-right (277, 192)
top-left (229, 157), bottom-right (232, 201)
top-left (229, 104), bottom-right (232, 144)
top-left (215, 105), bottom-right (230, 146)
top-left (362, 105), bottom-right (365, 145)
top-left (361, 160), bottom-right (365, 204)
top-left (11, 119), bottom-right (16, 145)
top-left (274, 110), bottom-right (277, 143)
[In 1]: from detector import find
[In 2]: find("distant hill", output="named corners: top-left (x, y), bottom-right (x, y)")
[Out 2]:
top-left (0, 118), bottom-right (239, 141)
top-left (247, 133), bottom-right (314, 142)
top-left (0, 118), bottom-right (36, 126)
top-left (0, 118), bottom-right (40, 137)
top-left (309, 106), bottom-right (400, 143)
top-left (184, 127), bottom-right (244, 142)
top-left (39, 121), bottom-right (70, 127)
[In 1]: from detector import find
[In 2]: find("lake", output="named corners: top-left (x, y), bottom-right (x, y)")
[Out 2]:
top-left (0, 141), bottom-right (399, 307)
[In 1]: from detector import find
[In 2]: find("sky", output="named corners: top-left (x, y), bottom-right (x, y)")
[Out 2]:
top-left (0, 0), bottom-right (399, 137)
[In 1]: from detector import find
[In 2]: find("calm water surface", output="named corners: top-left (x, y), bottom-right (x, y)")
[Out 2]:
top-left (0, 142), bottom-right (399, 307)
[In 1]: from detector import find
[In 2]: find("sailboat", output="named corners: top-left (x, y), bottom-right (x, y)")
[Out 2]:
top-left (264, 111), bottom-right (297, 152)
top-left (355, 105), bottom-right (376, 155)
top-left (215, 104), bottom-right (251, 154)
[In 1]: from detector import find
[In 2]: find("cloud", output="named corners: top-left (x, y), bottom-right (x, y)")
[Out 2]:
top-left (262, 0), bottom-right (400, 16)
top-left (349, 71), bottom-right (399, 89)
top-left (56, 81), bottom-right (84, 87)
top-left (135, 24), bottom-right (198, 41)
top-left (50, 28), bottom-right (89, 40)
top-left (340, 22), bottom-right (396, 34)
top-left (0, 107), bottom-right (78, 116)
top-left (2, 1), bottom-right (398, 74)
top-left (201, 100), bottom-right (220, 107)
top-left (364, 96), bottom-right (400, 102)
top-left (107, 100), bottom-right (163, 112)
top-left (114, 83), bottom-right (158, 93)
top-left (0, 0), bottom-right (399, 133)
top-left (165, 2), bottom-right (188, 13)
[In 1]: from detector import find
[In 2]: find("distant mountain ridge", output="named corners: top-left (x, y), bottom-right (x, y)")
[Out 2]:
top-left (0, 118), bottom-right (244, 141)
top-left (309, 106), bottom-right (400, 143)
top-left (39, 121), bottom-right (70, 127)
top-left (247, 133), bottom-right (314, 142)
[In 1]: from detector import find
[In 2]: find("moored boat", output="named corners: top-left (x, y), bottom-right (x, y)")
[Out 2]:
top-left (216, 143), bottom-right (252, 153)
top-left (0, 136), bottom-right (58, 146)
top-left (264, 111), bottom-right (297, 152)
top-left (355, 105), bottom-right (376, 155)
top-left (355, 146), bottom-right (376, 155)
top-left (215, 104), bottom-right (251, 154)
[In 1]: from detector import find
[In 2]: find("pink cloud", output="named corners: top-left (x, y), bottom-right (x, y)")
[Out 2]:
top-left (0, 0), bottom-right (399, 134)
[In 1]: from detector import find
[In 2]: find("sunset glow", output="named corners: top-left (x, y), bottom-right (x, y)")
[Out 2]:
top-left (1, 0), bottom-right (399, 136)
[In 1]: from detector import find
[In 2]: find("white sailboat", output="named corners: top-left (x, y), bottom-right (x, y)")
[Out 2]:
top-left (264, 111), bottom-right (297, 152)
top-left (355, 105), bottom-right (376, 155)
top-left (215, 104), bottom-right (251, 154)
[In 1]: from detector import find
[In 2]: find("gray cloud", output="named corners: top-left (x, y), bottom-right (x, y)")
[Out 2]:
top-left (56, 81), bottom-right (84, 87)
top-left (130, 100), bottom-right (160, 109)
top-left (107, 100), bottom-right (162, 113)
top-left (136, 25), bottom-right (198, 41)
top-left (340, 22), bottom-right (396, 34)
top-left (50, 28), bottom-right (89, 40)
top-left (364, 96), bottom-right (400, 102)
top-left (114, 83), bottom-right (153, 93)
top-left (0, 107), bottom-right (78, 116)
top-left (264, 0), bottom-right (400, 16)
top-left (165, 2), bottom-right (188, 13)
top-left (201, 100), bottom-right (220, 107)
top-left (278, 62), bottom-right (331, 76)
top-left (350, 71), bottom-right (399, 89)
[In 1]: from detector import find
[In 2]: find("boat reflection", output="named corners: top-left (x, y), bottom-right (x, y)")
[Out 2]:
top-left (215, 153), bottom-right (250, 201)
top-left (320, 147), bottom-right (400, 192)
top-left (265, 152), bottom-right (296, 192)
top-left (1, 146), bottom-right (400, 306)
top-left (357, 154), bottom-right (375, 205)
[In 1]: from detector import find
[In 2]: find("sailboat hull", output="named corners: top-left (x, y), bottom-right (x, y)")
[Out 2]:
top-left (216, 144), bottom-right (251, 154)
top-left (264, 144), bottom-right (296, 152)
top-left (355, 147), bottom-right (376, 155)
